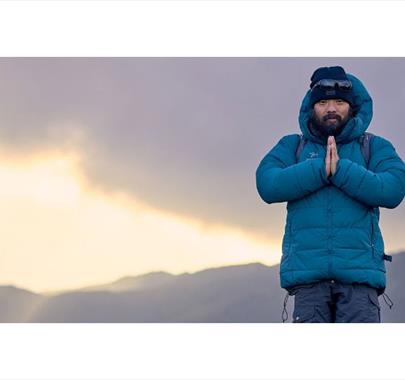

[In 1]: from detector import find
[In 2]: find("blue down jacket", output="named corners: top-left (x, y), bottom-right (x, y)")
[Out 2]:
top-left (256, 74), bottom-right (405, 295)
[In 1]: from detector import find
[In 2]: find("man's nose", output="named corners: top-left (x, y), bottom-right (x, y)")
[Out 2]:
top-left (326, 102), bottom-right (337, 112)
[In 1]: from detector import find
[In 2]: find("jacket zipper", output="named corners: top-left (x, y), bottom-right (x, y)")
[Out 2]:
top-left (327, 186), bottom-right (332, 277)
top-left (370, 211), bottom-right (375, 258)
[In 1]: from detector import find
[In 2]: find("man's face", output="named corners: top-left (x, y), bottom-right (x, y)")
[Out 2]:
top-left (311, 98), bottom-right (351, 137)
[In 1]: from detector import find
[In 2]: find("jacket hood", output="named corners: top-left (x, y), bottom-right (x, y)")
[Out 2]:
top-left (298, 73), bottom-right (373, 144)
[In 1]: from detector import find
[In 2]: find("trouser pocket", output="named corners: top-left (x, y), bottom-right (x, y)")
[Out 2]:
top-left (367, 288), bottom-right (381, 323)
top-left (292, 282), bottom-right (331, 323)
top-left (335, 284), bottom-right (381, 323)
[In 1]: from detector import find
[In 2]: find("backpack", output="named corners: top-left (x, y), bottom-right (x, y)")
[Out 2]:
top-left (295, 132), bottom-right (375, 168)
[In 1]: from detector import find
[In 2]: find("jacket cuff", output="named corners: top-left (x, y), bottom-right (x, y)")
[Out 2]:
top-left (330, 158), bottom-right (354, 188)
top-left (295, 157), bottom-right (330, 191)
top-left (313, 157), bottom-right (330, 185)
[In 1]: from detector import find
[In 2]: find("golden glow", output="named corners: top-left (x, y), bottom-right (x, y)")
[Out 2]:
top-left (0, 149), bottom-right (281, 293)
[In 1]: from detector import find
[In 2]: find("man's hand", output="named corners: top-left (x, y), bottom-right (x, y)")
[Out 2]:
top-left (325, 136), bottom-right (340, 177)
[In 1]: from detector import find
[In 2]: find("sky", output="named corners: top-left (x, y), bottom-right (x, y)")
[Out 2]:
top-left (0, 57), bottom-right (404, 293)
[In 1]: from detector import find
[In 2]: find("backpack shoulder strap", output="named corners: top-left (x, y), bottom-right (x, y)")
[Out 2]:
top-left (358, 132), bottom-right (375, 169)
top-left (295, 133), bottom-right (307, 163)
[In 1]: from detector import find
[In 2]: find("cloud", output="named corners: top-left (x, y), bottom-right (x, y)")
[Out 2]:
top-left (0, 148), bottom-right (279, 292)
top-left (0, 58), bottom-right (403, 251)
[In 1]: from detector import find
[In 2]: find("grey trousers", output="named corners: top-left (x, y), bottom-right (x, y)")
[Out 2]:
top-left (289, 280), bottom-right (381, 323)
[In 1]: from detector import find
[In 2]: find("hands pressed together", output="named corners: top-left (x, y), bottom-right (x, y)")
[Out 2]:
top-left (325, 136), bottom-right (339, 177)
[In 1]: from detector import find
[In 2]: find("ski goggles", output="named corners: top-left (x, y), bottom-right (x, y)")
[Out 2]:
top-left (311, 79), bottom-right (352, 91)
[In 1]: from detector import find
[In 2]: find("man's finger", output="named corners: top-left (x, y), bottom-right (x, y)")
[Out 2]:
top-left (334, 142), bottom-right (339, 160)
top-left (325, 144), bottom-right (331, 170)
top-left (334, 140), bottom-right (339, 159)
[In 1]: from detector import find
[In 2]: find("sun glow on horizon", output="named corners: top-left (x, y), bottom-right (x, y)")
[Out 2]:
top-left (0, 148), bottom-right (281, 293)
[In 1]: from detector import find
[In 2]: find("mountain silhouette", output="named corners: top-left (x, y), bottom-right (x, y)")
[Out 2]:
top-left (1, 251), bottom-right (404, 322)
top-left (0, 286), bottom-right (44, 322)
top-left (76, 271), bottom-right (176, 293)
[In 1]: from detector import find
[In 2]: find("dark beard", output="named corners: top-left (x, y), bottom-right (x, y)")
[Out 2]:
top-left (309, 110), bottom-right (351, 139)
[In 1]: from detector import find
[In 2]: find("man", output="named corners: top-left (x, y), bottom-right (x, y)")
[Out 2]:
top-left (256, 66), bottom-right (405, 323)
